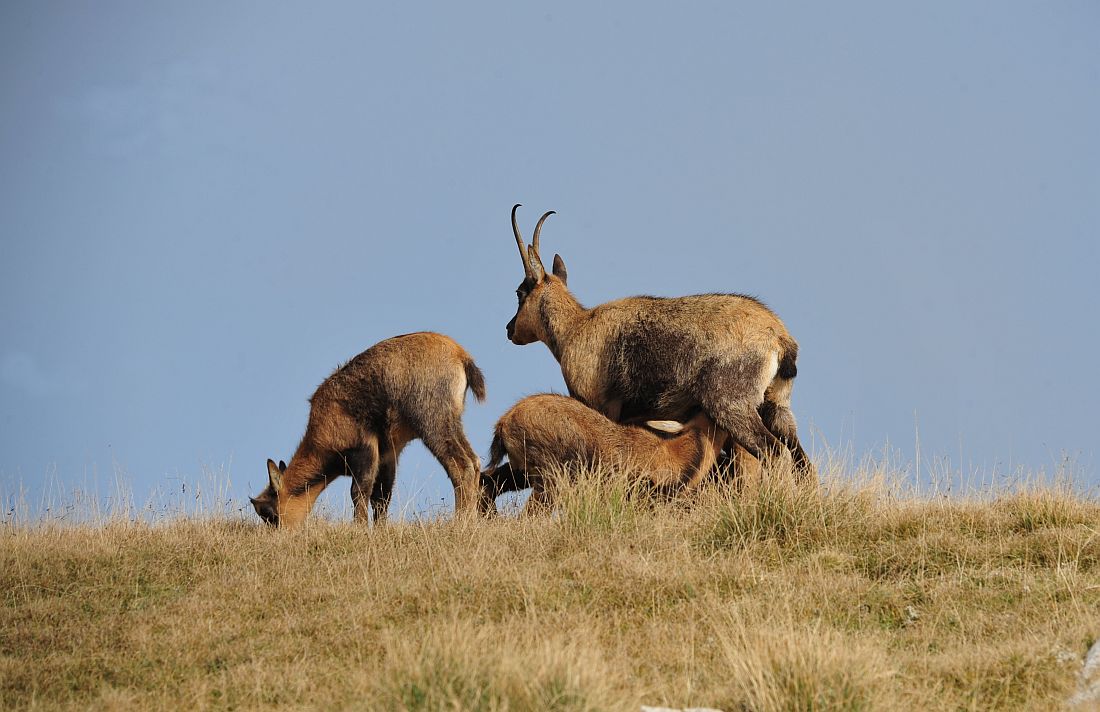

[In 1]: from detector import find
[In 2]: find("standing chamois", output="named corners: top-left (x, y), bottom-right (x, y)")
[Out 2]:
top-left (504, 205), bottom-right (813, 479)
top-left (479, 393), bottom-right (727, 515)
top-left (251, 332), bottom-right (486, 528)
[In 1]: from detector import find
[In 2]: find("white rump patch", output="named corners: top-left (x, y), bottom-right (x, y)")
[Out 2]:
top-left (760, 350), bottom-right (780, 399)
top-left (453, 373), bottom-right (468, 409)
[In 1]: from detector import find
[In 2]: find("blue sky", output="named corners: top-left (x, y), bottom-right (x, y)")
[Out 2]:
top-left (2, 2), bottom-right (1098, 515)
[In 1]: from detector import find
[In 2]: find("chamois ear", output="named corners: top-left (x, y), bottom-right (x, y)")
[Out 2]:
top-left (278, 460), bottom-right (287, 473)
top-left (645, 420), bottom-right (685, 434)
top-left (552, 254), bottom-right (567, 285)
top-left (266, 458), bottom-right (284, 492)
top-left (527, 244), bottom-right (546, 282)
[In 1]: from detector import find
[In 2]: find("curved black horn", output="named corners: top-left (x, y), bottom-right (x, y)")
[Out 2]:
top-left (531, 210), bottom-right (556, 259)
top-left (511, 204), bottom-right (532, 277)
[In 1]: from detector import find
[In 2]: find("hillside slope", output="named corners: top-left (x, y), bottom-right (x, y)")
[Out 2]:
top-left (2, 471), bottom-right (1099, 710)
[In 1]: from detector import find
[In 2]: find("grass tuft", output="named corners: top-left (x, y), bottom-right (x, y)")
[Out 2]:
top-left (381, 625), bottom-right (614, 711)
top-left (710, 613), bottom-right (890, 712)
top-left (699, 466), bottom-right (876, 553)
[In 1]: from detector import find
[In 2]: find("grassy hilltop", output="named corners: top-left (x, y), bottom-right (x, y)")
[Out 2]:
top-left (2, 464), bottom-right (1099, 711)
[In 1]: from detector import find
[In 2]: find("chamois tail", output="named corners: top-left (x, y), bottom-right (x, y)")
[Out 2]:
top-left (777, 336), bottom-right (799, 380)
top-left (463, 356), bottom-right (487, 402)
top-left (487, 423), bottom-right (507, 471)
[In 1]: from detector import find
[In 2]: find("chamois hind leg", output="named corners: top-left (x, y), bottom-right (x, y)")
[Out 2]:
top-left (696, 355), bottom-right (792, 471)
top-left (419, 417), bottom-right (481, 516)
top-left (761, 376), bottom-right (816, 482)
top-left (711, 403), bottom-right (788, 468)
top-left (346, 439), bottom-right (380, 524)
top-left (370, 446), bottom-right (397, 524)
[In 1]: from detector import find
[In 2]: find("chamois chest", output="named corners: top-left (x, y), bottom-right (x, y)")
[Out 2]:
top-left (557, 337), bottom-right (611, 412)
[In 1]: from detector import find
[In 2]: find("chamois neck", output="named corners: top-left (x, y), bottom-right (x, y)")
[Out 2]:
top-left (538, 284), bottom-right (585, 360)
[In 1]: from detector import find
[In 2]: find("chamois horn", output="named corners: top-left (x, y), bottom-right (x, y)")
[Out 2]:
top-left (531, 210), bottom-right (555, 261)
top-left (511, 204), bottom-right (532, 278)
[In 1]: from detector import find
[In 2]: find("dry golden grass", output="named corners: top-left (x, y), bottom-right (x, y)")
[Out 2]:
top-left (2, 461), bottom-right (1099, 711)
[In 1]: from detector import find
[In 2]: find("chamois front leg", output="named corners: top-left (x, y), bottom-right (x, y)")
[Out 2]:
top-left (347, 440), bottom-right (380, 524)
top-left (478, 462), bottom-right (532, 516)
top-left (370, 447), bottom-right (397, 524)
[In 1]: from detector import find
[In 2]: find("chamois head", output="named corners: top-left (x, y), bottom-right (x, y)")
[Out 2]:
top-left (506, 204), bottom-right (569, 345)
top-left (250, 458), bottom-right (286, 526)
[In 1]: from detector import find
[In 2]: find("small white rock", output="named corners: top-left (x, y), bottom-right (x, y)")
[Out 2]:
top-left (1069, 639), bottom-right (1100, 708)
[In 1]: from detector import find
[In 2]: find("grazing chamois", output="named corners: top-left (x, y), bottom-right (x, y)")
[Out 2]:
top-left (251, 332), bottom-right (486, 528)
top-left (504, 205), bottom-right (813, 479)
top-left (479, 393), bottom-right (727, 515)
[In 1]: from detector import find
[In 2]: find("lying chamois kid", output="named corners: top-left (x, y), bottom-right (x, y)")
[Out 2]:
top-left (252, 332), bottom-right (485, 528)
top-left (479, 393), bottom-right (727, 515)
